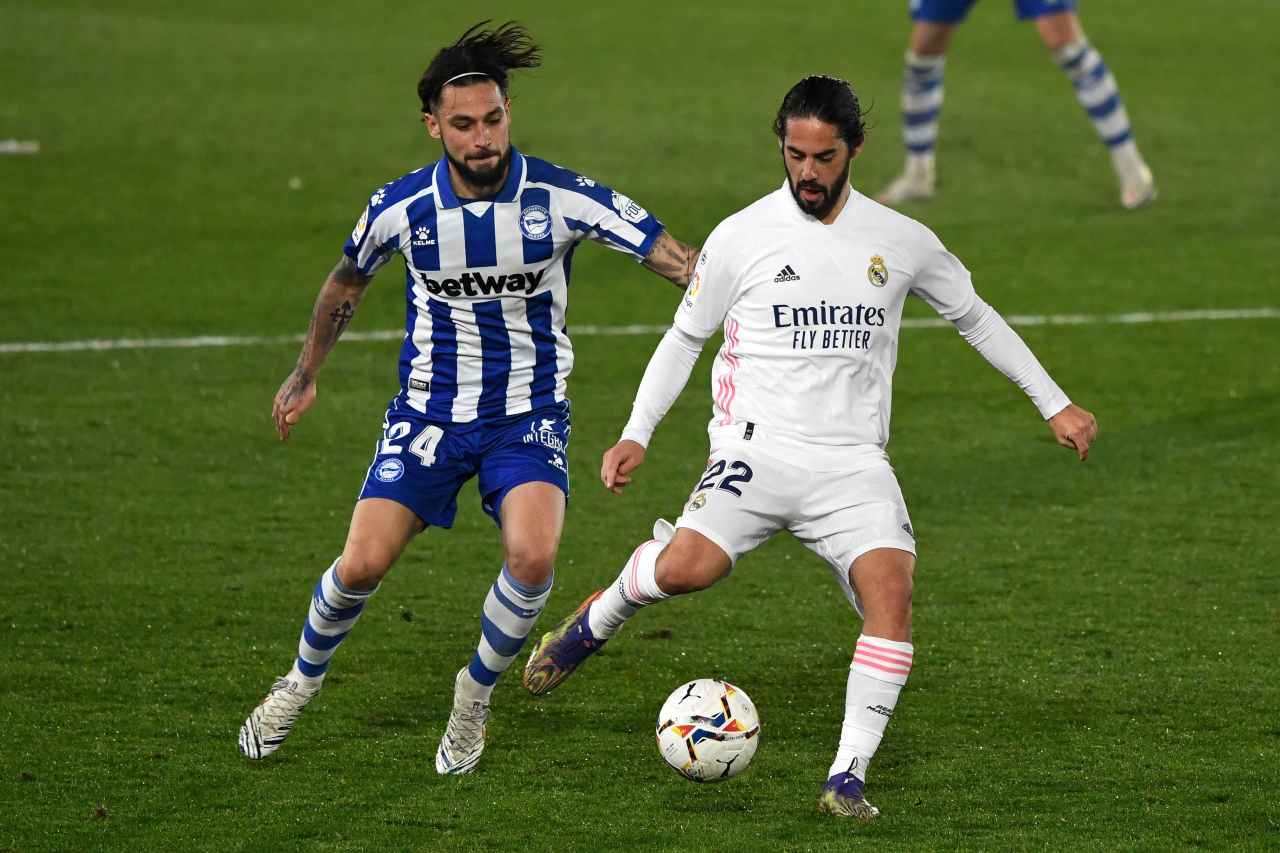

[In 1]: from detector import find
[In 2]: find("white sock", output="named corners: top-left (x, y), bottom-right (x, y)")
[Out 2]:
top-left (287, 663), bottom-right (324, 692)
top-left (1108, 138), bottom-right (1145, 181)
top-left (586, 539), bottom-right (668, 639)
top-left (827, 634), bottom-right (914, 782)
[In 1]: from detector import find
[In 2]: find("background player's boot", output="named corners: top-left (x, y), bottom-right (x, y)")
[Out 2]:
top-left (817, 773), bottom-right (881, 822)
top-left (238, 675), bottom-right (320, 759)
top-left (522, 590), bottom-right (606, 696)
top-left (435, 669), bottom-right (489, 774)
top-left (876, 156), bottom-right (936, 205)
top-left (1111, 143), bottom-right (1156, 209)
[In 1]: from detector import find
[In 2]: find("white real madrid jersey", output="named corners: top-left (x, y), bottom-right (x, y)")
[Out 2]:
top-left (675, 183), bottom-right (976, 456)
top-left (342, 148), bottom-right (664, 423)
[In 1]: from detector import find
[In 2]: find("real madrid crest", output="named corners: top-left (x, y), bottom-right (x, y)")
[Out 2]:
top-left (867, 255), bottom-right (888, 287)
top-left (688, 491), bottom-right (707, 511)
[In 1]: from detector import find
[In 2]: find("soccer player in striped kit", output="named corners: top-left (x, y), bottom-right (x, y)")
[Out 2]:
top-left (236, 21), bottom-right (699, 773)
top-left (524, 76), bottom-right (1098, 819)
top-left (878, 0), bottom-right (1156, 209)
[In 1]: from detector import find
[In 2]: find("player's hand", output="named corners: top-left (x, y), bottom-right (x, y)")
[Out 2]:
top-left (601, 440), bottom-right (646, 495)
top-left (1048, 404), bottom-right (1098, 461)
top-left (272, 369), bottom-right (317, 442)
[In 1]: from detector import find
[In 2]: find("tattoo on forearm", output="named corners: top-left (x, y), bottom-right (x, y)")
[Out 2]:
top-left (642, 232), bottom-right (700, 288)
top-left (329, 301), bottom-right (355, 332)
top-left (293, 256), bottom-right (373, 375)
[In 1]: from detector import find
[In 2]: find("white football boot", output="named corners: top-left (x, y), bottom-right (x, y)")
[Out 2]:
top-left (1111, 142), bottom-right (1156, 209)
top-left (435, 669), bottom-right (490, 774)
top-left (238, 675), bottom-right (320, 759)
top-left (876, 155), bottom-right (936, 205)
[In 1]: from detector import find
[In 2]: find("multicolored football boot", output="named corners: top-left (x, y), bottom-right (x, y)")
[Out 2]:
top-left (817, 772), bottom-right (881, 822)
top-left (521, 590), bottom-right (606, 696)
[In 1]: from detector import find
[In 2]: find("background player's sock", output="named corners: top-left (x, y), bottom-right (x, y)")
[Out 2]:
top-left (587, 539), bottom-right (668, 639)
top-left (902, 50), bottom-right (945, 166)
top-left (458, 566), bottom-right (553, 703)
top-left (879, 51), bottom-right (943, 202)
top-left (1054, 37), bottom-right (1153, 207)
top-left (827, 635), bottom-right (914, 784)
top-left (291, 557), bottom-right (378, 688)
top-left (1054, 37), bottom-right (1136, 154)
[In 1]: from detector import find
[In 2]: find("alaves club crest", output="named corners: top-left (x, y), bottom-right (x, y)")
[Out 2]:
top-left (867, 255), bottom-right (888, 287)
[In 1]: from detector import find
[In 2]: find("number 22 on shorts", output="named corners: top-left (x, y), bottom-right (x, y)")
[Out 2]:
top-left (696, 458), bottom-right (754, 496)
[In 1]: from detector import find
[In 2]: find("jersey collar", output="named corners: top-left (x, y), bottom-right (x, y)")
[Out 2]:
top-left (434, 147), bottom-right (526, 209)
top-left (777, 179), bottom-right (857, 226)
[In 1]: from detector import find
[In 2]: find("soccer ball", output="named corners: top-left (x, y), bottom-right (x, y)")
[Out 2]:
top-left (655, 678), bottom-right (761, 782)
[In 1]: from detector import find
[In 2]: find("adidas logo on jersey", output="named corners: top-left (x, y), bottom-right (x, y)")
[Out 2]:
top-left (774, 264), bottom-right (800, 283)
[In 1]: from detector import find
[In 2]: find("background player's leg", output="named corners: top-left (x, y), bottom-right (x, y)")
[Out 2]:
top-left (1038, 10), bottom-right (1156, 208)
top-left (523, 527), bottom-right (732, 696)
top-left (822, 548), bottom-right (915, 817)
top-left (239, 497), bottom-right (423, 759)
top-left (878, 21), bottom-right (957, 204)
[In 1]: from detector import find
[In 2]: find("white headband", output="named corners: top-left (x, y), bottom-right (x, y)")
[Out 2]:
top-left (442, 72), bottom-right (491, 88)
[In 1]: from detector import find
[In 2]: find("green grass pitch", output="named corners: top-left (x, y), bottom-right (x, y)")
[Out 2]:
top-left (3, 1), bottom-right (1278, 850)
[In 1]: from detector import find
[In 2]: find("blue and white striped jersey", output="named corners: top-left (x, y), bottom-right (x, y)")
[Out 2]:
top-left (342, 148), bottom-right (664, 423)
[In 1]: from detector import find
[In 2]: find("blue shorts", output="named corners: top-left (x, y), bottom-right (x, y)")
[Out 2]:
top-left (910, 0), bottom-right (1077, 23)
top-left (357, 400), bottom-right (571, 528)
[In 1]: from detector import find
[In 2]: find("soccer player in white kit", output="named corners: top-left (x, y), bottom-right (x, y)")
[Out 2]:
top-left (524, 75), bottom-right (1098, 820)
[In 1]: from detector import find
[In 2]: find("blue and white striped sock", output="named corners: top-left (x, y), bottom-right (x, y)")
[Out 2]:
top-left (902, 51), bottom-right (946, 160)
top-left (290, 558), bottom-right (377, 686)
top-left (459, 566), bottom-right (553, 702)
top-left (1055, 38), bottom-right (1133, 150)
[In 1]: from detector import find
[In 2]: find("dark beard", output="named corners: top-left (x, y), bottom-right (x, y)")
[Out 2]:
top-left (786, 155), bottom-right (851, 220)
top-left (444, 146), bottom-right (512, 197)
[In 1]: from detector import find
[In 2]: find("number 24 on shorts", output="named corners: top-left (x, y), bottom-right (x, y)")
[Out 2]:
top-left (696, 458), bottom-right (754, 496)
top-left (379, 421), bottom-right (444, 467)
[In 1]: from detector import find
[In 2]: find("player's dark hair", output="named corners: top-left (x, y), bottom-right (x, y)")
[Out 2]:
top-left (772, 75), bottom-right (867, 149)
top-left (418, 20), bottom-right (542, 113)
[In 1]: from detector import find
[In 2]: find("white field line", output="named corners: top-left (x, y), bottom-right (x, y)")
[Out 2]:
top-left (0, 307), bottom-right (1277, 355)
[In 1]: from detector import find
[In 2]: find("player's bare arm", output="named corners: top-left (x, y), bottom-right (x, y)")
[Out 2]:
top-left (640, 231), bottom-right (699, 289)
top-left (272, 256), bottom-right (373, 441)
top-left (1048, 403), bottom-right (1098, 461)
top-left (601, 439), bottom-right (647, 495)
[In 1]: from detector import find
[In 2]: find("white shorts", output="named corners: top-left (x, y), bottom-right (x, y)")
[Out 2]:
top-left (674, 434), bottom-right (916, 614)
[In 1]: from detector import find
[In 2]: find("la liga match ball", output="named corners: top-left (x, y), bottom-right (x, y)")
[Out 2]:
top-left (655, 678), bottom-right (761, 782)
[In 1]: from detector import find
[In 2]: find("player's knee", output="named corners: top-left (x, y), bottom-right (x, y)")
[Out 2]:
top-left (654, 546), bottom-right (724, 596)
top-left (883, 566), bottom-right (914, 611)
top-left (504, 543), bottom-right (557, 587)
top-left (909, 22), bottom-right (955, 56)
top-left (851, 558), bottom-right (914, 616)
top-left (1035, 12), bottom-right (1081, 52)
top-left (337, 544), bottom-right (397, 591)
